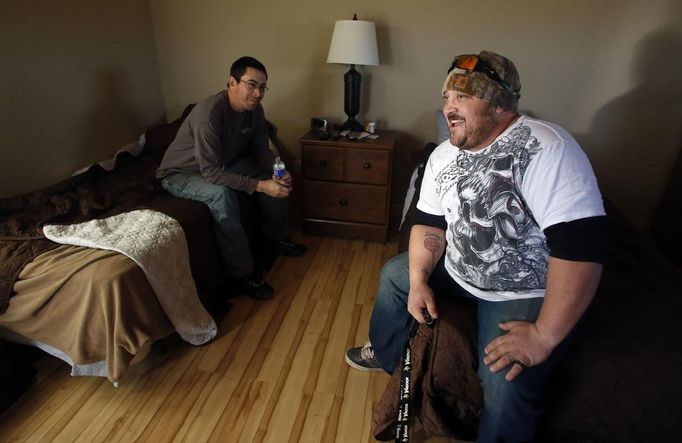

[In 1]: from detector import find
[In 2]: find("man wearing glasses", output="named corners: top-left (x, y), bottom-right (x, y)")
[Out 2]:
top-left (346, 51), bottom-right (609, 441)
top-left (157, 56), bottom-right (305, 301)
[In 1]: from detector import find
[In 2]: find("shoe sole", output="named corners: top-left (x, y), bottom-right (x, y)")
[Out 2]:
top-left (344, 353), bottom-right (383, 372)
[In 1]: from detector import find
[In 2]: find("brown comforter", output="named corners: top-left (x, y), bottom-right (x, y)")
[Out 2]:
top-left (0, 105), bottom-right (199, 315)
top-left (0, 149), bottom-right (163, 314)
top-left (2, 244), bottom-right (174, 381)
top-left (0, 106), bottom-right (227, 381)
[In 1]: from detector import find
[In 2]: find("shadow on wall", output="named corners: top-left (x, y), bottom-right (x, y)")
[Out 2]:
top-left (78, 69), bottom-right (144, 169)
top-left (578, 24), bottom-right (682, 230)
top-left (651, 142), bottom-right (682, 263)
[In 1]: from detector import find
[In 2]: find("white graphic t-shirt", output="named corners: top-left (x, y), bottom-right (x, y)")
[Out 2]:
top-left (417, 115), bottom-right (605, 301)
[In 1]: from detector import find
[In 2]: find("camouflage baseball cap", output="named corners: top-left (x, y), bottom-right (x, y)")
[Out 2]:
top-left (442, 50), bottom-right (521, 112)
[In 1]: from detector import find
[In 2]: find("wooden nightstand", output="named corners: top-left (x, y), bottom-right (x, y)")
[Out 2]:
top-left (299, 130), bottom-right (396, 243)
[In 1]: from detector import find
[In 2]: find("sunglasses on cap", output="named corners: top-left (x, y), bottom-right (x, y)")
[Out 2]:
top-left (448, 54), bottom-right (517, 97)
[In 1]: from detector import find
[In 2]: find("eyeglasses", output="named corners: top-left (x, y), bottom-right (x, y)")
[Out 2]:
top-left (238, 77), bottom-right (269, 93)
top-left (448, 54), bottom-right (517, 96)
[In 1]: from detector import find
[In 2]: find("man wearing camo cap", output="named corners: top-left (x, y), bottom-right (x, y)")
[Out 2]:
top-left (346, 50), bottom-right (610, 441)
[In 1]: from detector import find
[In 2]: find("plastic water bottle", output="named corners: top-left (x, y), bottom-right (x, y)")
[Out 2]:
top-left (273, 156), bottom-right (286, 179)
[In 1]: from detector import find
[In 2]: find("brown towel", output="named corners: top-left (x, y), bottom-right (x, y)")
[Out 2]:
top-left (372, 298), bottom-right (483, 441)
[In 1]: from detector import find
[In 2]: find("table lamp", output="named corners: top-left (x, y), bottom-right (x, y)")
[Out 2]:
top-left (326, 14), bottom-right (379, 132)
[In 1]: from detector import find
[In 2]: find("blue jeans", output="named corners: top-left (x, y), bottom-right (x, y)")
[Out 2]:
top-left (161, 166), bottom-right (288, 279)
top-left (369, 252), bottom-right (577, 443)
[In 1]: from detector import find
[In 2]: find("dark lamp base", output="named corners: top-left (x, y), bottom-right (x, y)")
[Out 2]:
top-left (339, 117), bottom-right (364, 132)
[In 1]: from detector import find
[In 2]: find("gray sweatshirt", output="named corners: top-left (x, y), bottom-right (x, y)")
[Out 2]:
top-left (156, 91), bottom-right (273, 194)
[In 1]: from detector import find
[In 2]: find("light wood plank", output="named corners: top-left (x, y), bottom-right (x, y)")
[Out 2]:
top-left (315, 248), bottom-right (367, 395)
top-left (29, 376), bottom-right (103, 442)
top-left (230, 379), bottom-right (275, 443)
top-left (255, 237), bottom-right (338, 384)
top-left (106, 343), bottom-right (203, 442)
top-left (182, 239), bottom-right (314, 442)
top-left (196, 298), bottom-right (255, 373)
top-left (297, 390), bottom-right (334, 442)
top-left (54, 354), bottom-right (166, 442)
top-left (0, 360), bottom-right (72, 441)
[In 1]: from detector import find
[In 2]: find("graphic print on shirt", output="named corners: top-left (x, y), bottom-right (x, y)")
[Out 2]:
top-left (435, 124), bottom-right (548, 292)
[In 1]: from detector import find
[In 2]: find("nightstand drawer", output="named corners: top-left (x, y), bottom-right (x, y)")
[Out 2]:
top-left (303, 181), bottom-right (387, 224)
top-left (344, 148), bottom-right (390, 185)
top-left (301, 146), bottom-right (343, 181)
top-left (299, 130), bottom-right (396, 242)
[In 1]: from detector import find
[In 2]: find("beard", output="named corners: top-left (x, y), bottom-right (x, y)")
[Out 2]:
top-left (448, 105), bottom-right (498, 151)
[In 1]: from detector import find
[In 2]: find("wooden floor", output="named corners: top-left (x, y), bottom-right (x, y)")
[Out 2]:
top-left (0, 235), bottom-right (466, 442)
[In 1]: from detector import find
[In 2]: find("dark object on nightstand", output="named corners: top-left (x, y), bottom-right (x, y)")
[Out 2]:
top-left (310, 117), bottom-right (328, 132)
top-left (311, 118), bottom-right (330, 140)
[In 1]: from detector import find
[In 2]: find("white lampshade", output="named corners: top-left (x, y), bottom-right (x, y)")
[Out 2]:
top-left (327, 19), bottom-right (379, 66)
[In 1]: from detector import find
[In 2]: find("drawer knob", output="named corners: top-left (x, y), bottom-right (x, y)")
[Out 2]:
top-left (339, 198), bottom-right (348, 206)
top-left (319, 159), bottom-right (328, 167)
top-left (363, 162), bottom-right (372, 169)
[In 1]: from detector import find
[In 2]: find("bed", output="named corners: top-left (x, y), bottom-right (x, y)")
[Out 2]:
top-left (0, 106), bottom-right (226, 384)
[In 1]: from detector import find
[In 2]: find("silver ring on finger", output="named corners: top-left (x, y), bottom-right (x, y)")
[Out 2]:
top-left (506, 352), bottom-right (527, 369)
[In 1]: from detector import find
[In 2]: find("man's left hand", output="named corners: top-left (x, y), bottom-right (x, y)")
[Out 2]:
top-left (482, 321), bottom-right (555, 381)
top-left (273, 170), bottom-right (293, 187)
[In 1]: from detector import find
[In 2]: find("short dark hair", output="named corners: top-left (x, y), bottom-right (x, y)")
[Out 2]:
top-left (230, 56), bottom-right (267, 81)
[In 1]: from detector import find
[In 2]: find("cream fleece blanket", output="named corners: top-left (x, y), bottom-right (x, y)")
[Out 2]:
top-left (43, 209), bottom-right (217, 345)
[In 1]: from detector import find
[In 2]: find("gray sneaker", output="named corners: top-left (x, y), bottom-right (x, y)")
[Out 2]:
top-left (345, 341), bottom-right (383, 372)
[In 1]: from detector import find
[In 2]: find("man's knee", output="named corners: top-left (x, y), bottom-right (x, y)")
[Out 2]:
top-left (374, 253), bottom-right (410, 308)
top-left (206, 187), bottom-right (242, 220)
top-left (379, 253), bottom-right (409, 288)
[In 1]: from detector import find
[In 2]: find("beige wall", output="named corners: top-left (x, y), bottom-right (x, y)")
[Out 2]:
top-left (0, 1), bottom-right (164, 199)
top-left (2, 1), bottom-right (679, 229)
top-left (150, 0), bottom-right (682, 229)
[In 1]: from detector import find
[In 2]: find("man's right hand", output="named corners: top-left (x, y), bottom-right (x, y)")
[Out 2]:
top-left (256, 179), bottom-right (291, 198)
top-left (407, 281), bottom-right (439, 324)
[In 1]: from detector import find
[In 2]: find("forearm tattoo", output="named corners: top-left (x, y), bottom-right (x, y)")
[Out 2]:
top-left (423, 231), bottom-right (444, 266)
